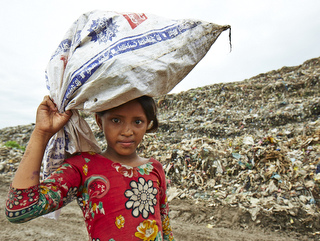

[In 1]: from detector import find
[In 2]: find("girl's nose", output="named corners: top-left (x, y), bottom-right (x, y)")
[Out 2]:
top-left (121, 124), bottom-right (133, 136)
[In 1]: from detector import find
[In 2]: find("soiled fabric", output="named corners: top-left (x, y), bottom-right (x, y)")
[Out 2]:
top-left (6, 152), bottom-right (174, 240)
top-left (43, 10), bottom-right (230, 179)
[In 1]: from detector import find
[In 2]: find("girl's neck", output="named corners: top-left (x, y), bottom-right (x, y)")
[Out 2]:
top-left (101, 150), bottom-right (148, 167)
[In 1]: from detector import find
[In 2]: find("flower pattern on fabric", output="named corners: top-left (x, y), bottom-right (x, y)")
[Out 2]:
top-left (38, 185), bottom-right (62, 212)
top-left (125, 177), bottom-right (158, 218)
top-left (162, 216), bottom-right (172, 236)
top-left (39, 186), bottom-right (50, 195)
top-left (80, 175), bottom-right (110, 220)
top-left (155, 232), bottom-right (163, 241)
top-left (7, 189), bottom-right (23, 209)
top-left (112, 162), bottom-right (154, 178)
top-left (77, 196), bottom-right (86, 209)
top-left (112, 163), bottom-right (138, 178)
top-left (85, 175), bottom-right (110, 199)
top-left (88, 17), bottom-right (119, 44)
top-left (5, 153), bottom-right (175, 240)
top-left (135, 219), bottom-right (159, 241)
top-left (55, 163), bottom-right (72, 175)
top-left (160, 196), bottom-right (169, 217)
top-left (83, 164), bottom-right (89, 176)
top-left (137, 162), bottom-right (154, 175)
top-left (27, 192), bottom-right (36, 202)
top-left (165, 233), bottom-right (174, 241)
top-left (63, 187), bottom-right (78, 205)
top-left (115, 214), bottom-right (125, 229)
top-left (90, 202), bottom-right (105, 218)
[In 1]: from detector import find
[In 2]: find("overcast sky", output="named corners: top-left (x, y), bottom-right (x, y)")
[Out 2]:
top-left (0, 0), bottom-right (320, 128)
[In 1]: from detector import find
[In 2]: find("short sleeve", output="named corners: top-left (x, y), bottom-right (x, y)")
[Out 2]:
top-left (153, 160), bottom-right (175, 240)
top-left (5, 155), bottom-right (83, 223)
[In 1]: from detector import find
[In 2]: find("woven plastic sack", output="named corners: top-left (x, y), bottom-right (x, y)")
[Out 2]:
top-left (43, 10), bottom-right (231, 179)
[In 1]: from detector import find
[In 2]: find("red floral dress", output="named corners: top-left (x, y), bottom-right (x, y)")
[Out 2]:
top-left (5, 152), bottom-right (175, 241)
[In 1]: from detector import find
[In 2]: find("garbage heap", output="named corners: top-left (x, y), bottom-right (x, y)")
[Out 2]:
top-left (93, 56), bottom-right (320, 233)
top-left (1, 56), bottom-right (320, 233)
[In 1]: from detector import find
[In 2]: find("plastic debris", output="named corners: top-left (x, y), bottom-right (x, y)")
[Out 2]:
top-left (1, 56), bottom-right (320, 234)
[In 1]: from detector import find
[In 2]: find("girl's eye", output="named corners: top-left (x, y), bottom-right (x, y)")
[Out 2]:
top-left (111, 118), bottom-right (120, 123)
top-left (135, 120), bottom-right (142, 125)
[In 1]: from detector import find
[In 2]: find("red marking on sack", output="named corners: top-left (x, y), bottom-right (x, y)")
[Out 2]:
top-left (60, 55), bottom-right (68, 68)
top-left (123, 13), bottom-right (147, 29)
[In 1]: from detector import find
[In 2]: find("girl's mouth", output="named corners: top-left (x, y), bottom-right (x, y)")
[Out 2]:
top-left (119, 141), bottom-right (134, 147)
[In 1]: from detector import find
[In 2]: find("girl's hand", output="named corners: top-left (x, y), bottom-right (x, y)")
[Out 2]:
top-left (34, 96), bottom-right (72, 139)
top-left (11, 95), bottom-right (72, 188)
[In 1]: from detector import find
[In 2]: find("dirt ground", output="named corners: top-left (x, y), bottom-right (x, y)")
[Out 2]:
top-left (0, 176), bottom-right (316, 241)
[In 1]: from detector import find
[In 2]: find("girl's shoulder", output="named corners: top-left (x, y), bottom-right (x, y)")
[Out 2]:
top-left (148, 157), bottom-right (163, 170)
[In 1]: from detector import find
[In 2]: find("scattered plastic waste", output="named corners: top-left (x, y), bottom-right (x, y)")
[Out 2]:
top-left (1, 56), bottom-right (320, 234)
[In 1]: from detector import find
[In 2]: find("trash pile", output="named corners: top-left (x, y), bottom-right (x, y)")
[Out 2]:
top-left (0, 125), bottom-right (33, 173)
top-left (1, 56), bottom-right (320, 234)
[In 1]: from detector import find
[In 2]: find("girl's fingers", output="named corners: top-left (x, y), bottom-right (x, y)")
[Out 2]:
top-left (46, 96), bottom-right (58, 111)
top-left (64, 110), bottom-right (73, 116)
top-left (58, 110), bottom-right (73, 121)
top-left (40, 96), bottom-right (72, 121)
top-left (41, 95), bottom-right (54, 108)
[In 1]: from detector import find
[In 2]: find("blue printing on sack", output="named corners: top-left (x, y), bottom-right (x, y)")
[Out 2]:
top-left (59, 21), bottom-right (200, 111)
top-left (43, 128), bottom-right (70, 178)
top-left (51, 39), bottom-right (72, 61)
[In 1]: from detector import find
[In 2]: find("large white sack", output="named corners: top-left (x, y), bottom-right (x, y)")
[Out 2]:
top-left (43, 10), bottom-right (231, 179)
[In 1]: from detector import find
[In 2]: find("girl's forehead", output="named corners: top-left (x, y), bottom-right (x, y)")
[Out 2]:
top-left (107, 100), bottom-right (145, 115)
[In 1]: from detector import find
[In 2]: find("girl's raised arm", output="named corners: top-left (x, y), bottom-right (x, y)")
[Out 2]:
top-left (11, 96), bottom-right (72, 189)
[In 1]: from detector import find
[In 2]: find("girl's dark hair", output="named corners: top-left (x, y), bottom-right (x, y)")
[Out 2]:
top-left (96, 96), bottom-right (158, 133)
top-left (136, 96), bottom-right (158, 133)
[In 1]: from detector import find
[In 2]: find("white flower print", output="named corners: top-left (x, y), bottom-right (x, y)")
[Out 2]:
top-left (125, 177), bottom-right (158, 219)
top-left (7, 190), bottom-right (23, 208)
top-left (27, 192), bottom-right (35, 202)
top-left (63, 187), bottom-right (78, 205)
top-left (77, 196), bottom-right (85, 209)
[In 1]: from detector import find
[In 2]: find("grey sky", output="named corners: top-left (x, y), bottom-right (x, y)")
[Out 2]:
top-left (1, 0), bottom-right (320, 128)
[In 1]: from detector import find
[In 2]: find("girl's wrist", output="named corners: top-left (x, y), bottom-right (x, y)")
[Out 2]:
top-left (32, 127), bottom-right (54, 144)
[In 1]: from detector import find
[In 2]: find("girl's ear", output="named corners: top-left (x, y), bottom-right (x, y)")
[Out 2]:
top-left (147, 120), bottom-right (153, 130)
top-left (95, 114), bottom-right (103, 130)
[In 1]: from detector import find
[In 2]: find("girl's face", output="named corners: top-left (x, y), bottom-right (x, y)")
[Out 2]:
top-left (95, 100), bottom-right (150, 160)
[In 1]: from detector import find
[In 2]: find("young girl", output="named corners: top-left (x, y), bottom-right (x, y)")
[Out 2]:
top-left (5, 8), bottom-right (229, 240)
top-left (5, 95), bottom-right (175, 241)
